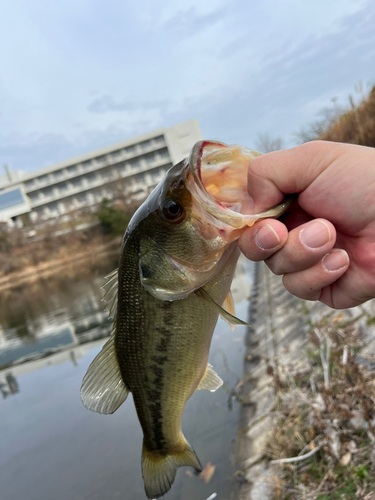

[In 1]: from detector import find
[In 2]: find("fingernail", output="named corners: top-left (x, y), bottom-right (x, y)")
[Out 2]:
top-left (322, 249), bottom-right (349, 271)
top-left (300, 221), bottom-right (331, 249)
top-left (255, 224), bottom-right (280, 250)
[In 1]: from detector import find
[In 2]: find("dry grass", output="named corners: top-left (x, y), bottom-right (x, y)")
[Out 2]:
top-left (263, 315), bottom-right (375, 499)
top-left (320, 85), bottom-right (375, 147)
top-left (0, 198), bottom-right (140, 279)
top-left (0, 226), bottom-right (113, 277)
top-left (296, 83), bottom-right (375, 147)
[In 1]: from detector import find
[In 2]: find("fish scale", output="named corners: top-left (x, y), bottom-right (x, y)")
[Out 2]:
top-left (116, 232), bottom-right (237, 453)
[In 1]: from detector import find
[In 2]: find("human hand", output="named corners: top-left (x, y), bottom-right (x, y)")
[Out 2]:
top-left (238, 141), bottom-right (375, 309)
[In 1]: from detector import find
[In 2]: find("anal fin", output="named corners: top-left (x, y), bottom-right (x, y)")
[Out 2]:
top-left (197, 364), bottom-right (223, 392)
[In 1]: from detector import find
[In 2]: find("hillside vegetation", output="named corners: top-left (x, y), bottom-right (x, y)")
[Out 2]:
top-left (320, 85), bottom-right (375, 147)
top-left (297, 83), bottom-right (375, 147)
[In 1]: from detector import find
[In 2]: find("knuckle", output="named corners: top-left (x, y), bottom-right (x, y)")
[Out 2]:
top-left (266, 259), bottom-right (284, 276)
top-left (282, 274), bottom-right (320, 301)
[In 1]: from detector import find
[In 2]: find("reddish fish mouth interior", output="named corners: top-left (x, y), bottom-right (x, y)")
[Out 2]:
top-left (195, 141), bottom-right (254, 215)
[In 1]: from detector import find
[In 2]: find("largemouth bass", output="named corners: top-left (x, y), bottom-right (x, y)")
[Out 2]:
top-left (81, 140), bottom-right (290, 498)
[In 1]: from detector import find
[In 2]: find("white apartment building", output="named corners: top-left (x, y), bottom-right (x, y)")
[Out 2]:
top-left (0, 120), bottom-right (202, 223)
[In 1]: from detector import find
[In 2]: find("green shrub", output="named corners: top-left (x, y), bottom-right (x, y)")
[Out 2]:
top-left (96, 199), bottom-right (131, 236)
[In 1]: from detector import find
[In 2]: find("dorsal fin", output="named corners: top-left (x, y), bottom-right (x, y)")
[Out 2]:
top-left (196, 288), bottom-right (249, 327)
top-left (196, 364), bottom-right (223, 392)
top-left (101, 268), bottom-right (118, 319)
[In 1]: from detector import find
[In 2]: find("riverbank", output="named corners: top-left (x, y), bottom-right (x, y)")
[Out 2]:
top-left (0, 236), bottom-right (122, 292)
top-left (232, 263), bottom-right (375, 499)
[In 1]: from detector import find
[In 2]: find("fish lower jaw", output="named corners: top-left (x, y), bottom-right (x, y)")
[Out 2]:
top-left (188, 140), bottom-right (294, 229)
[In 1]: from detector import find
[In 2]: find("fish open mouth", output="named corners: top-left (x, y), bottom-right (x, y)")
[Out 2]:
top-left (187, 140), bottom-right (291, 229)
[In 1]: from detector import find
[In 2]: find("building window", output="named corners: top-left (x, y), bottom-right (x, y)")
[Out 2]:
top-left (154, 135), bottom-right (164, 143)
top-left (43, 188), bottom-right (54, 198)
top-left (48, 203), bottom-right (59, 215)
top-left (125, 145), bottom-right (135, 154)
top-left (82, 160), bottom-right (91, 169)
top-left (140, 140), bottom-right (151, 150)
top-left (101, 170), bottom-right (110, 180)
top-left (72, 178), bottom-right (82, 188)
top-left (53, 170), bottom-right (63, 179)
top-left (28, 193), bottom-right (39, 202)
top-left (111, 150), bottom-right (121, 159)
top-left (96, 155), bottom-right (106, 163)
top-left (79, 193), bottom-right (87, 203)
top-left (117, 162), bottom-right (127, 173)
top-left (58, 183), bottom-right (68, 193)
top-left (67, 165), bottom-right (77, 173)
top-left (25, 180), bottom-right (34, 189)
top-left (87, 173), bottom-right (96, 183)
top-left (145, 153), bottom-right (155, 164)
top-left (130, 159), bottom-right (140, 168)
top-left (38, 175), bottom-right (49, 183)
top-left (158, 148), bottom-right (169, 159)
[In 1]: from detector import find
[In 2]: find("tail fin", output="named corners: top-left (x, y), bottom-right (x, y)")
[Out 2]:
top-left (142, 439), bottom-right (202, 499)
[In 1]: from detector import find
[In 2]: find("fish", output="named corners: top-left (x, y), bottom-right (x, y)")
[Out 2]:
top-left (80, 140), bottom-right (290, 499)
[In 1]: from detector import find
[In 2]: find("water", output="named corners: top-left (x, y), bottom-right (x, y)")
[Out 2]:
top-left (0, 257), bottom-right (253, 500)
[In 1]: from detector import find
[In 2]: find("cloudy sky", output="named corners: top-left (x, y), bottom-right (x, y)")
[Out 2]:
top-left (1, 0), bottom-right (374, 173)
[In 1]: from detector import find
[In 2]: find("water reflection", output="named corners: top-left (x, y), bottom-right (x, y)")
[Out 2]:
top-left (0, 256), bottom-right (253, 500)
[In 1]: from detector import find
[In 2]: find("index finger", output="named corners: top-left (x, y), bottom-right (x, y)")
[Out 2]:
top-left (248, 140), bottom-right (348, 212)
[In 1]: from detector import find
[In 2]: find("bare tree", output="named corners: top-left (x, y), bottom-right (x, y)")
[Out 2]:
top-left (255, 133), bottom-right (284, 153)
top-left (294, 99), bottom-right (345, 143)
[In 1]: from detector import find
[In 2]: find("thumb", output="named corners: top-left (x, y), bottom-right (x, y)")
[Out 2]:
top-left (248, 140), bottom-right (346, 212)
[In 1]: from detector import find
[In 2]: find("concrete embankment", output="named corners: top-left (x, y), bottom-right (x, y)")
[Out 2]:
top-left (231, 262), bottom-right (375, 500)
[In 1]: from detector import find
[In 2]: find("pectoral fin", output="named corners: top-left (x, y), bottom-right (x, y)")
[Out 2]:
top-left (197, 364), bottom-right (223, 392)
top-left (222, 290), bottom-right (236, 331)
top-left (197, 288), bottom-right (249, 327)
top-left (223, 290), bottom-right (235, 316)
top-left (80, 334), bottom-right (129, 414)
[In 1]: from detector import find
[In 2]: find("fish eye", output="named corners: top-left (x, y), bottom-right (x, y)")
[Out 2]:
top-left (162, 199), bottom-right (185, 223)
